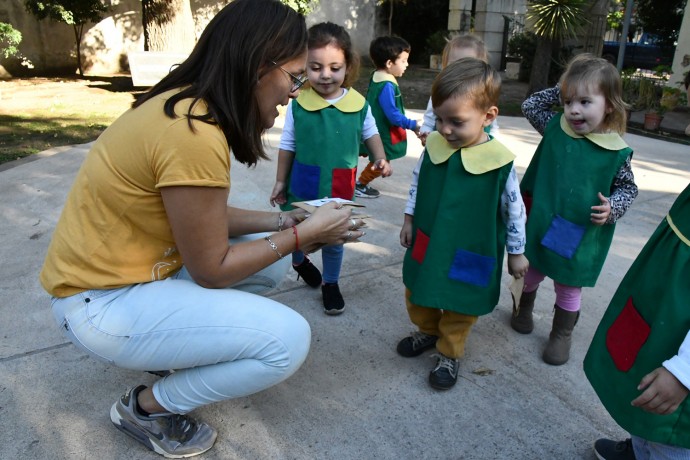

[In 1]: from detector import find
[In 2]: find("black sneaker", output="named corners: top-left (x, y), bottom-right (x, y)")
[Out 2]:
top-left (396, 331), bottom-right (438, 357)
top-left (428, 353), bottom-right (459, 390)
top-left (293, 257), bottom-right (322, 288)
top-left (322, 282), bottom-right (345, 315)
top-left (593, 438), bottom-right (636, 460)
top-left (355, 183), bottom-right (380, 198)
top-left (110, 385), bottom-right (217, 458)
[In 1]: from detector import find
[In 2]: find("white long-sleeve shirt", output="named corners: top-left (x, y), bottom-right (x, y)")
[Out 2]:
top-left (663, 330), bottom-right (690, 390)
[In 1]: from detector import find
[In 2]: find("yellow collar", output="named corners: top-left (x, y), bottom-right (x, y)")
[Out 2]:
top-left (372, 70), bottom-right (398, 85)
top-left (295, 87), bottom-right (366, 113)
top-left (426, 131), bottom-right (515, 174)
top-left (559, 115), bottom-right (628, 150)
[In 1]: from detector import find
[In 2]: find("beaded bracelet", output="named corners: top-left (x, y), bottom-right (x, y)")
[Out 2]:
top-left (277, 212), bottom-right (284, 231)
top-left (264, 235), bottom-right (283, 259)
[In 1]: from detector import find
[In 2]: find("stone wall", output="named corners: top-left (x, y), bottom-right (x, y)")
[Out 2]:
top-left (447, 0), bottom-right (527, 70)
top-left (0, 0), bottom-right (377, 77)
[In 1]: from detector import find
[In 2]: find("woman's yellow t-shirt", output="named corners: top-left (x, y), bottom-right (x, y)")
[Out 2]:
top-left (40, 90), bottom-right (230, 297)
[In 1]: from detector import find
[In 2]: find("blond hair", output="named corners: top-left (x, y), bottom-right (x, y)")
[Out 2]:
top-left (559, 53), bottom-right (628, 135)
top-left (432, 57), bottom-right (500, 111)
top-left (441, 34), bottom-right (488, 68)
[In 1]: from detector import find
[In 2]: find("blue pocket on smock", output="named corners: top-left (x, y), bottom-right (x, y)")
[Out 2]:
top-left (448, 248), bottom-right (495, 287)
top-left (290, 160), bottom-right (320, 200)
top-left (540, 215), bottom-right (586, 259)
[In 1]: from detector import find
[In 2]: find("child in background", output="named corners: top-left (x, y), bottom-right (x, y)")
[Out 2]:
top-left (511, 54), bottom-right (638, 365)
top-left (408, 34), bottom-right (500, 218)
top-left (398, 58), bottom-right (528, 390)
top-left (270, 22), bottom-right (391, 315)
top-left (356, 36), bottom-right (419, 199)
top-left (584, 182), bottom-right (690, 460)
top-left (419, 34), bottom-right (498, 145)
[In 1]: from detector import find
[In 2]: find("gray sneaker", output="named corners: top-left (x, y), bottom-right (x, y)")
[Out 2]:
top-left (110, 385), bottom-right (217, 458)
top-left (355, 183), bottom-right (380, 198)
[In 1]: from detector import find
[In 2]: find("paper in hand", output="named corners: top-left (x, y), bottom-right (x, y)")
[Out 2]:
top-left (292, 197), bottom-right (367, 216)
top-left (510, 276), bottom-right (525, 311)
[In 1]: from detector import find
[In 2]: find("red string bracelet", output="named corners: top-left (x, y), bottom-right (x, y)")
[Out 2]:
top-left (292, 225), bottom-right (299, 251)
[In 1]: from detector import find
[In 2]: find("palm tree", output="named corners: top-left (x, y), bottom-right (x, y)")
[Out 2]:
top-left (525, 0), bottom-right (589, 96)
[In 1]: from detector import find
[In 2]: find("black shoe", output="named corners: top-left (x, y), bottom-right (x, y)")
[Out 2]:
top-left (293, 257), bottom-right (322, 288)
top-left (593, 438), bottom-right (636, 460)
top-left (396, 331), bottom-right (438, 357)
top-left (428, 353), bottom-right (459, 390)
top-left (322, 283), bottom-right (345, 315)
top-left (355, 183), bottom-right (380, 198)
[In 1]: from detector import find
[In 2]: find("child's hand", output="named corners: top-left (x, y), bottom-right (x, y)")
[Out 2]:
top-left (400, 214), bottom-right (414, 248)
top-left (507, 254), bottom-right (529, 279)
top-left (419, 132), bottom-right (429, 146)
top-left (590, 192), bottom-right (611, 226)
top-left (373, 159), bottom-right (392, 177)
top-left (631, 367), bottom-right (689, 415)
top-left (412, 124), bottom-right (421, 137)
top-left (270, 182), bottom-right (287, 207)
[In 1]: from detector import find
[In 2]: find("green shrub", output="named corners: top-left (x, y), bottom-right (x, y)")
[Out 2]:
top-left (508, 32), bottom-right (537, 82)
top-left (0, 22), bottom-right (22, 59)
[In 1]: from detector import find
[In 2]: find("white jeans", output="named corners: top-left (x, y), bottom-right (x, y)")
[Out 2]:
top-left (633, 436), bottom-right (690, 460)
top-left (51, 235), bottom-right (311, 414)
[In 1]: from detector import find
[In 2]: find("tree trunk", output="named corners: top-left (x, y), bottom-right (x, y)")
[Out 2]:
top-left (527, 37), bottom-right (554, 97)
top-left (73, 24), bottom-right (84, 77)
top-left (147, 0), bottom-right (196, 53)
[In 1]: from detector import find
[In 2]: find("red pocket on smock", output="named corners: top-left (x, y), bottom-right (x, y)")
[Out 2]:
top-left (412, 229), bottom-right (430, 264)
top-left (606, 297), bottom-right (651, 372)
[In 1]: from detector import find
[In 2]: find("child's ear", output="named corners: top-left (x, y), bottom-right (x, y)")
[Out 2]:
top-left (483, 106), bottom-right (499, 126)
top-left (385, 59), bottom-right (394, 70)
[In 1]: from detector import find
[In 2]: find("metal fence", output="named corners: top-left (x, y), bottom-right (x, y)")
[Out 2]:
top-left (501, 13), bottom-right (525, 70)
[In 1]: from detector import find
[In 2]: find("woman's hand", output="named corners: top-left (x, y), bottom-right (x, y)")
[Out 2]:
top-left (283, 208), bottom-right (308, 228)
top-left (298, 202), bottom-right (366, 254)
top-left (590, 192), bottom-right (611, 226)
top-left (270, 181), bottom-right (287, 207)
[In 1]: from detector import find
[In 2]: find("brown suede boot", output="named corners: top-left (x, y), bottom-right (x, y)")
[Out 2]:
top-left (511, 289), bottom-right (538, 334)
top-left (542, 305), bottom-right (580, 365)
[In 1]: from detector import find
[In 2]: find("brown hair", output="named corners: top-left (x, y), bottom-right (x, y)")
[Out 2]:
top-left (431, 57), bottom-right (501, 111)
top-left (441, 34), bottom-right (488, 68)
top-left (559, 53), bottom-right (628, 135)
top-left (132, 0), bottom-right (307, 166)
top-left (308, 22), bottom-right (360, 88)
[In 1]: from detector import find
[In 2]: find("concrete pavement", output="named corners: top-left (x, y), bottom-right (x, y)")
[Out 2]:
top-left (1, 112), bottom-right (689, 460)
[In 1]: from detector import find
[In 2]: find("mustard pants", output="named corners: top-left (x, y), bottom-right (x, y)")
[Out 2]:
top-left (405, 288), bottom-right (478, 359)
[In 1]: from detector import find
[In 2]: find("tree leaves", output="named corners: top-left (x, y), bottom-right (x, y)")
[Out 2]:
top-left (526, 0), bottom-right (589, 40)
